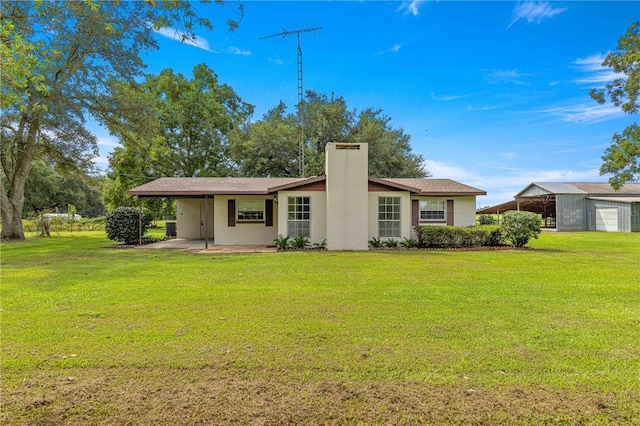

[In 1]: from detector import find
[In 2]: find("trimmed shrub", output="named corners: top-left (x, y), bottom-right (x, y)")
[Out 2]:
top-left (483, 225), bottom-right (507, 246)
top-left (416, 225), bottom-right (507, 249)
top-left (500, 210), bottom-right (542, 247)
top-left (105, 207), bottom-right (153, 245)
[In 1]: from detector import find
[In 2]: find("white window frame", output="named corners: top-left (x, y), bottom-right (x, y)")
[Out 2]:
top-left (378, 196), bottom-right (401, 238)
top-left (237, 200), bottom-right (265, 223)
top-left (287, 196), bottom-right (311, 238)
top-left (420, 200), bottom-right (445, 222)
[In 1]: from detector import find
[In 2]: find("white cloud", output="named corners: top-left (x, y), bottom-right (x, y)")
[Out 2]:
top-left (376, 44), bottom-right (402, 56)
top-left (485, 68), bottom-right (532, 85)
top-left (536, 103), bottom-right (622, 124)
top-left (573, 54), bottom-right (619, 84)
top-left (499, 152), bottom-right (518, 160)
top-left (397, 0), bottom-right (424, 17)
top-left (431, 92), bottom-right (474, 102)
top-left (153, 27), bottom-right (213, 52)
top-left (423, 158), bottom-right (603, 207)
top-left (227, 46), bottom-right (251, 56)
top-left (97, 135), bottom-right (120, 149)
top-left (91, 156), bottom-right (109, 167)
top-left (507, 1), bottom-right (567, 29)
top-left (269, 57), bottom-right (284, 65)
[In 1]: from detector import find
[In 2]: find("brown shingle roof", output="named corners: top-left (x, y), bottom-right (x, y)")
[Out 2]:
top-left (382, 178), bottom-right (487, 195)
top-left (127, 177), bottom-right (305, 196)
top-left (128, 177), bottom-right (486, 197)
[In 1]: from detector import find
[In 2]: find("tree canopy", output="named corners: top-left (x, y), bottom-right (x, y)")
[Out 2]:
top-left (590, 21), bottom-right (639, 189)
top-left (231, 91), bottom-right (428, 178)
top-left (103, 64), bottom-right (253, 214)
top-left (0, 0), bottom-right (239, 240)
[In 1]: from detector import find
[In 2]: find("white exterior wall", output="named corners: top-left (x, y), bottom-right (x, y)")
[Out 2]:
top-left (368, 191), bottom-right (412, 240)
top-left (325, 143), bottom-right (369, 250)
top-left (176, 198), bottom-right (213, 239)
top-left (451, 196), bottom-right (477, 226)
top-left (276, 191), bottom-right (327, 244)
top-left (214, 195), bottom-right (279, 245)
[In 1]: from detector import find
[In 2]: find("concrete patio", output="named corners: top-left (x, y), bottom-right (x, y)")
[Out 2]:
top-left (137, 239), bottom-right (277, 253)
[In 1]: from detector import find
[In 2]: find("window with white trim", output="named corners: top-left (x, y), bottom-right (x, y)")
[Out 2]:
top-left (378, 197), bottom-right (401, 238)
top-left (420, 200), bottom-right (445, 221)
top-left (288, 196), bottom-right (310, 237)
top-left (237, 200), bottom-right (264, 222)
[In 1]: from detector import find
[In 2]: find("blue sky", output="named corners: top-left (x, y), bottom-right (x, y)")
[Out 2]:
top-left (93, 1), bottom-right (638, 207)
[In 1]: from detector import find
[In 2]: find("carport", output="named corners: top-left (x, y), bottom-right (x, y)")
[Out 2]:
top-left (477, 195), bottom-right (557, 228)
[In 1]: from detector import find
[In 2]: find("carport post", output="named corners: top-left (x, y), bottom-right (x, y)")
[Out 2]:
top-left (138, 197), bottom-right (142, 246)
top-left (204, 195), bottom-right (209, 250)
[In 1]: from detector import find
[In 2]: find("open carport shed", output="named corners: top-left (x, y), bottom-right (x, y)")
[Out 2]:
top-left (477, 182), bottom-right (640, 232)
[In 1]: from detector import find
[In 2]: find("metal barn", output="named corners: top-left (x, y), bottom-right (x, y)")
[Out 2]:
top-left (477, 182), bottom-right (640, 232)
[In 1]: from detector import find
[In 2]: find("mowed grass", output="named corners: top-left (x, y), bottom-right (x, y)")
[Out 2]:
top-left (1, 232), bottom-right (639, 424)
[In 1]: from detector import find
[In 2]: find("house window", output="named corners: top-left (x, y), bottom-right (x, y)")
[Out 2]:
top-left (420, 200), bottom-right (445, 221)
top-left (237, 200), bottom-right (264, 222)
top-left (288, 196), bottom-right (310, 237)
top-left (379, 197), bottom-right (401, 238)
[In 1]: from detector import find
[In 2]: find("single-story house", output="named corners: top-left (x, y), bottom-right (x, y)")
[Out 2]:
top-left (128, 143), bottom-right (486, 250)
top-left (477, 182), bottom-right (640, 232)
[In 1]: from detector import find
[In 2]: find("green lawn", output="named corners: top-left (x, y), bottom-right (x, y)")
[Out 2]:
top-left (2, 232), bottom-right (639, 424)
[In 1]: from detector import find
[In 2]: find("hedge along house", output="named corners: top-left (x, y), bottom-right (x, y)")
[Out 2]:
top-left (128, 143), bottom-right (486, 250)
top-left (477, 182), bottom-right (640, 232)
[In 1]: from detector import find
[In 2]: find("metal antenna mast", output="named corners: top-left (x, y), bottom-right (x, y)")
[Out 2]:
top-left (261, 26), bottom-right (322, 177)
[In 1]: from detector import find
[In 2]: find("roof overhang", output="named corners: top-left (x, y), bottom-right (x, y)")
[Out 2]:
top-left (267, 175), bottom-right (326, 192)
top-left (368, 177), bottom-right (422, 194)
top-left (588, 196), bottom-right (640, 203)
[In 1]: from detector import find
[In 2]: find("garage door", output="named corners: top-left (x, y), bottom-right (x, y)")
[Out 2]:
top-left (596, 208), bottom-right (618, 232)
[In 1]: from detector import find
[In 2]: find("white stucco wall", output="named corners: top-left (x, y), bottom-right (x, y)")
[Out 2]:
top-left (368, 191), bottom-right (412, 240)
top-left (176, 198), bottom-right (213, 239)
top-left (214, 195), bottom-right (279, 245)
top-left (276, 191), bottom-right (327, 245)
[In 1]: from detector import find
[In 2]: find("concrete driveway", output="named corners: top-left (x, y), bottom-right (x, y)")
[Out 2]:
top-left (138, 239), bottom-right (277, 253)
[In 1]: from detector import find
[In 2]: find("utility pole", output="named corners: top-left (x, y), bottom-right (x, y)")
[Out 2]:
top-left (261, 26), bottom-right (322, 177)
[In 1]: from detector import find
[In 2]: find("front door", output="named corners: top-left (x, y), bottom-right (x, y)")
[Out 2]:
top-left (200, 199), bottom-right (214, 239)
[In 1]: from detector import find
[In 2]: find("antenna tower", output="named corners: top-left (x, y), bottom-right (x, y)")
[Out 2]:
top-left (261, 26), bottom-right (322, 177)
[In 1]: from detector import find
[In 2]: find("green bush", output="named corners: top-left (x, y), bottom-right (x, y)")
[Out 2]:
top-left (416, 225), bottom-right (507, 248)
top-left (105, 207), bottom-right (153, 245)
top-left (478, 214), bottom-right (497, 225)
top-left (400, 237), bottom-right (418, 248)
top-left (368, 237), bottom-right (384, 249)
top-left (483, 225), bottom-right (507, 246)
top-left (290, 235), bottom-right (311, 249)
top-left (500, 210), bottom-right (542, 247)
top-left (274, 235), bottom-right (291, 250)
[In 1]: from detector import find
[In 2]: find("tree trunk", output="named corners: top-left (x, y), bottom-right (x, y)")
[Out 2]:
top-left (0, 192), bottom-right (26, 240)
top-left (0, 115), bottom-right (39, 241)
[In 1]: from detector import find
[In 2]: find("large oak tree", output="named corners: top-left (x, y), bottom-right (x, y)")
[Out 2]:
top-left (231, 91), bottom-right (428, 178)
top-left (0, 0), bottom-right (240, 240)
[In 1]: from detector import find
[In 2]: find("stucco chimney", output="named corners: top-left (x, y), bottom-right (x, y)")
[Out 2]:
top-left (325, 143), bottom-right (369, 250)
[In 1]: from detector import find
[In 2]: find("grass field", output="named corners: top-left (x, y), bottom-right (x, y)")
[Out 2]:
top-left (1, 232), bottom-right (639, 425)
